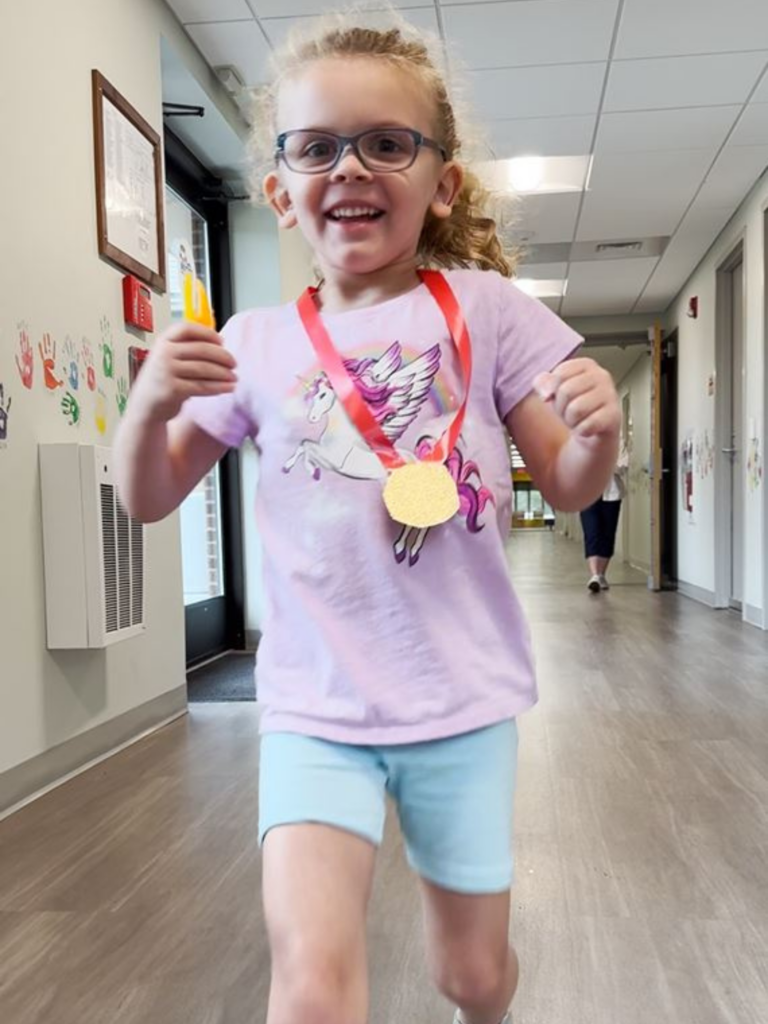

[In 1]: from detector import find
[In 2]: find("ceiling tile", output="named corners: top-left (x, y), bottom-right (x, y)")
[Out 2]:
top-left (634, 204), bottom-right (734, 313)
top-left (252, 0), bottom-right (433, 14)
top-left (469, 64), bottom-right (605, 121)
top-left (485, 115), bottom-right (596, 159)
top-left (604, 53), bottom-right (768, 112)
top-left (186, 21), bottom-right (274, 86)
top-left (576, 148), bottom-right (714, 240)
top-left (514, 261), bottom-right (569, 280)
top-left (261, 7), bottom-right (439, 50)
top-left (615, 0), bottom-right (768, 60)
top-left (510, 193), bottom-right (582, 245)
top-left (561, 257), bottom-right (659, 316)
top-left (730, 104), bottom-right (768, 147)
top-left (754, 71), bottom-right (768, 104)
top-left (441, 0), bottom-right (618, 71)
top-left (167, 0), bottom-right (253, 21)
top-left (695, 145), bottom-right (768, 209)
top-left (596, 107), bottom-right (740, 155)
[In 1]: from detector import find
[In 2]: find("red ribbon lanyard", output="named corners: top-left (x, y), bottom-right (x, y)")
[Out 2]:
top-left (296, 270), bottom-right (472, 471)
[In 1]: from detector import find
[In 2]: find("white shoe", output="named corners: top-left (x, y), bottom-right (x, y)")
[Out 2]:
top-left (588, 574), bottom-right (601, 593)
top-left (599, 574), bottom-right (610, 590)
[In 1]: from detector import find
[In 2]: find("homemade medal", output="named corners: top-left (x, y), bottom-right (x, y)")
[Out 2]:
top-left (383, 461), bottom-right (460, 529)
top-left (296, 270), bottom-right (472, 530)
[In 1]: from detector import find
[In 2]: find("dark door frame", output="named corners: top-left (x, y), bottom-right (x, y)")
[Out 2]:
top-left (164, 129), bottom-right (246, 666)
top-left (660, 329), bottom-right (678, 589)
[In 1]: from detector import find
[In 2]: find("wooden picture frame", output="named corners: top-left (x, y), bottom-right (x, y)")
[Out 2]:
top-left (92, 70), bottom-right (166, 292)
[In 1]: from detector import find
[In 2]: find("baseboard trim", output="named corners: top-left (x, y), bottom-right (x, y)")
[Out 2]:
top-left (0, 685), bottom-right (188, 821)
top-left (245, 630), bottom-right (261, 651)
top-left (677, 580), bottom-right (717, 609)
top-left (745, 604), bottom-right (764, 629)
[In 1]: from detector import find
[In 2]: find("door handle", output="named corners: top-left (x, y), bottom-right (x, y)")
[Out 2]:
top-left (722, 447), bottom-right (738, 455)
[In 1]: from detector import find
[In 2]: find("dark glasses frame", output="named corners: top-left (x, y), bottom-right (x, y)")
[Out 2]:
top-left (275, 127), bottom-right (448, 174)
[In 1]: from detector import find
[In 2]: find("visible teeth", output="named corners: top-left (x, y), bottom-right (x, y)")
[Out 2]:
top-left (329, 207), bottom-right (380, 219)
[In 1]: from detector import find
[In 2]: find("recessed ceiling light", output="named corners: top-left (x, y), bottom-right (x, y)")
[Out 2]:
top-left (475, 155), bottom-right (593, 195)
top-left (514, 278), bottom-right (568, 299)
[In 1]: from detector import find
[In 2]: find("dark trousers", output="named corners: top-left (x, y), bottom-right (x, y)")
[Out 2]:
top-left (580, 498), bottom-right (621, 559)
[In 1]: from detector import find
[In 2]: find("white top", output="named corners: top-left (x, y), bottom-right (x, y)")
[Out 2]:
top-left (603, 443), bottom-right (629, 502)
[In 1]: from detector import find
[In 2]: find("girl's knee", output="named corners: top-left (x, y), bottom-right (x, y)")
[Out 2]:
top-left (432, 946), bottom-right (513, 1010)
top-left (270, 944), bottom-right (365, 1024)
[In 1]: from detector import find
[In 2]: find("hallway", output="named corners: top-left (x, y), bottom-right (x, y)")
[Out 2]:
top-left (1, 533), bottom-right (767, 1024)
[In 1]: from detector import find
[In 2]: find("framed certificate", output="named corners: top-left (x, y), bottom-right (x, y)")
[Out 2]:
top-left (92, 70), bottom-right (166, 292)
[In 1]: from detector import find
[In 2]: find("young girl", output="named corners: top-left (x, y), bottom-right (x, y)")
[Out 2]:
top-left (115, 17), bottom-right (619, 1024)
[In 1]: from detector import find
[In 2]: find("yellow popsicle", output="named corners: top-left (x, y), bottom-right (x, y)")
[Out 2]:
top-left (182, 272), bottom-right (216, 329)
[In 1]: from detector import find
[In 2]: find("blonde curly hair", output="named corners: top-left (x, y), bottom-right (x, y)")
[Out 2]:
top-left (249, 14), bottom-right (516, 278)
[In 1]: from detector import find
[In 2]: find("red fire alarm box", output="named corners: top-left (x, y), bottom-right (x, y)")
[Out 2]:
top-left (123, 275), bottom-right (154, 332)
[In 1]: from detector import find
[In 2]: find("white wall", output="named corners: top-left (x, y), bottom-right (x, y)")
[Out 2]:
top-left (231, 203), bottom-right (282, 312)
top-left (666, 169), bottom-right (767, 623)
top-left (0, 0), bottom-right (246, 795)
top-left (278, 228), bottom-right (316, 302)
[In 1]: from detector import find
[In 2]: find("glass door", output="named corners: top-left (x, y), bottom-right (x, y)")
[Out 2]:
top-left (166, 188), bottom-right (225, 607)
top-left (165, 183), bottom-right (243, 664)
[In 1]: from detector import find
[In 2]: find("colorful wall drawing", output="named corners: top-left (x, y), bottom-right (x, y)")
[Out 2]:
top-left (748, 437), bottom-right (763, 492)
top-left (681, 434), bottom-right (694, 514)
top-left (8, 311), bottom-right (132, 439)
top-left (695, 430), bottom-right (715, 479)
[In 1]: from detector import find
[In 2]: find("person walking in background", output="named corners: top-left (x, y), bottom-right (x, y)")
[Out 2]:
top-left (580, 441), bottom-right (629, 593)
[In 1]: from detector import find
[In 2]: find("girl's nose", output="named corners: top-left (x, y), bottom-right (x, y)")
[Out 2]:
top-left (330, 144), bottom-right (373, 181)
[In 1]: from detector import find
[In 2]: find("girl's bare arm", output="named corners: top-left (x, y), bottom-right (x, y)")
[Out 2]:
top-left (114, 322), bottom-right (237, 523)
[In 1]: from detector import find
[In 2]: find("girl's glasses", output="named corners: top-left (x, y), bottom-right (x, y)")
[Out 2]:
top-left (275, 128), bottom-right (447, 174)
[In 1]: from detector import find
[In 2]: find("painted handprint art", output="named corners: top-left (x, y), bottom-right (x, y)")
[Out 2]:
top-left (116, 377), bottom-right (129, 417)
top-left (81, 339), bottom-right (97, 392)
top-left (99, 316), bottom-right (114, 379)
top-left (15, 324), bottom-right (33, 390)
top-left (95, 388), bottom-right (108, 436)
top-left (39, 333), bottom-right (63, 391)
top-left (63, 336), bottom-right (80, 391)
top-left (61, 392), bottom-right (80, 427)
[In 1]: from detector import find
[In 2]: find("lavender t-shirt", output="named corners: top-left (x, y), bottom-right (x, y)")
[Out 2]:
top-left (184, 269), bottom-right (581, 744)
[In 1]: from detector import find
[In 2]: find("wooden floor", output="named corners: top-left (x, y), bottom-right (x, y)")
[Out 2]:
top-left (2, 533), bottom-right (768, 1023)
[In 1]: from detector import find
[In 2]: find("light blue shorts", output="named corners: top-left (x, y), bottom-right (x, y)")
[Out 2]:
top-left (259, 719), bottom-right (518, 895)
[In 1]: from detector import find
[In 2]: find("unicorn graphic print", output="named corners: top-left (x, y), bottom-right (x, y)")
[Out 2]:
top-left (283, 341), bottom-right (495, 566)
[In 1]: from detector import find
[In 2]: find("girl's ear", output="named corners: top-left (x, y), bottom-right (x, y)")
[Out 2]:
top-left (430, 162), bottom-right (464, 220)
top-left (264, 171), bottom-right (298, 229)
